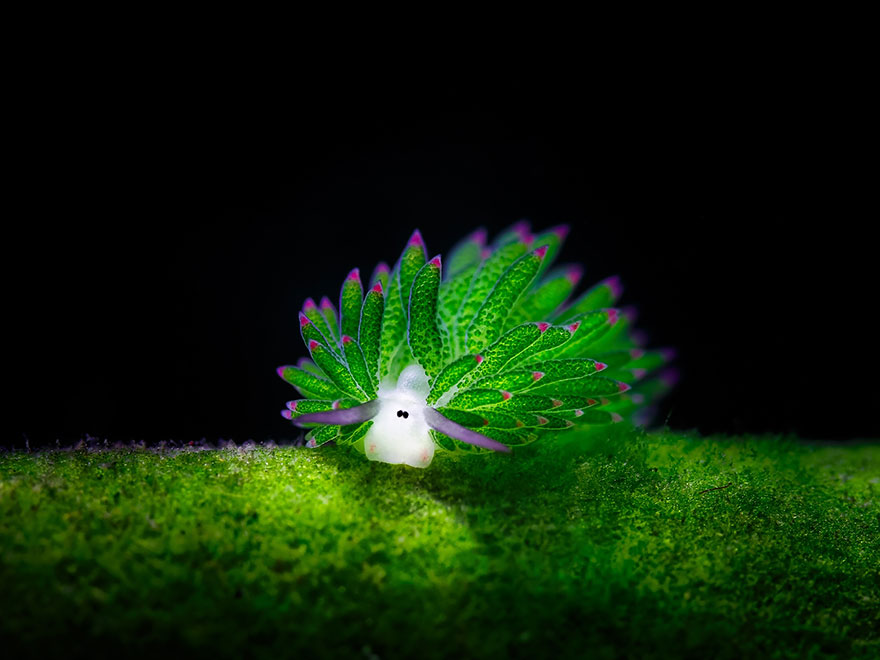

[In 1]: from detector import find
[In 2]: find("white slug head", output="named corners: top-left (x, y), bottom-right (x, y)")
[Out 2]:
top-left (364, 364), bottom-right (435, 468)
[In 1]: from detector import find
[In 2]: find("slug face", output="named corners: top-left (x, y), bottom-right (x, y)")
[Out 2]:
top-left (364, 365), bottom-right (435, 468)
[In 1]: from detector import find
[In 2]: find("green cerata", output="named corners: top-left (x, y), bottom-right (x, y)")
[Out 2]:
top-left (277, 222), bottom-right (675, 467)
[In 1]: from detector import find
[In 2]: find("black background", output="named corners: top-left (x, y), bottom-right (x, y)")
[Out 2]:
top-left (6, 63), bottom-right (876, 448)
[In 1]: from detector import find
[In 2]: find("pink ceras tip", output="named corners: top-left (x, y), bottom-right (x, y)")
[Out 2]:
top-left (408, 229), bottom-right (424, 247)
top-left (342, 335), bottom-right (353, 344)
top-left (471, 228), bottom-right (488, 246)
top-left (611, 413), bottom-right (623, 423)
top-left (537, 416), bottom-right (549, 425)
top-left (276, 366), bottom-right (289, 379)
top-left (514, 222), bottom-right (532, 244)
top-left (474, 354), bottom-right (484, 364)
top-left (511, 219), bottom-right (530, 235)
top-left (595, 362), bottom-right (608, 372)
top-left (587, 398), bottom-right (598, 407)
top-left (371, 282), bottom-right (383, 293)
top-left (480, 247), bottom-right (492, 260)
top-left (607, 309), bottom-right (620, 325)
top-left (320, 296), bottom-right (334, 309)
top-left (304, 297), bottom-right (317, 310)
top-left (286, 400), bottom-right (298, 411)
top-left (308, 340), bottom-right (319, 351)
top-left (429, 255), bottom-right (442, 268)
top-left (347, 267), bottom-right (361, 282)
top-left (552, 399), bottom-right (563, 408)
top-left (568, 321), bottom-right (581, 333)
top-left (575, 409), bottom-right (584, 417)
top-left (632, 368), bottom-right (647, 380)
top-left (534, 245), bottom-right (548, 259)
top-left (281, 410), bottom-right (293, 420)
top-left (532, 371), bottom-right (544, 381)
top-left (604, 275), bottom-right (623, 299)
top-left (551, 224), bottom-right (570, 241)
top-left (631, 348), bottom-right (645, 359)
top-left (537, 322), bottom-right (550, 332)
top-left (501, 391), bottom-right (512, 400)
top-left (299, 312), bottom-right (311, 327)
top-left (566, 265), bottom-right (583, 285)
top-left (376, 262), bottom-right (390, 273)
top-left (618, 382), bottom-right (631, 393)
top-left (661, 368), bottom-right (680, 388)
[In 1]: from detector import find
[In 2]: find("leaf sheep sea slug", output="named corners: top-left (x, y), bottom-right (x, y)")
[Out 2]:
top-left (277, 222), bottom-right (675, 468)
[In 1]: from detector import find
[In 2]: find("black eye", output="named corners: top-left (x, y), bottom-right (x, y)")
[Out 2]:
top-left (397, 410), bottom-right (409, 419)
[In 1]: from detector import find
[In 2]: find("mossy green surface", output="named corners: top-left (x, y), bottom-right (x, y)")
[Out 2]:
top-left (1, 430), bottom-right (878, 659)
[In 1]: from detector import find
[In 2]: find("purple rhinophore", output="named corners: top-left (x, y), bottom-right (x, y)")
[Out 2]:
top-left (294, 399), bottom-right (380, 427)
top-left (422, 407), bottom-right (511, 453)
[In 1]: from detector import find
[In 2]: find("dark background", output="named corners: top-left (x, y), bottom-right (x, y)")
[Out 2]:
top-left (6, 64), bottom-right (876, 448)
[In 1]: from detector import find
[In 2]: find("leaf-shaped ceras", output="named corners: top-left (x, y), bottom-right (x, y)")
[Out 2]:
top-left (277, 224), bottom-right (675, 467)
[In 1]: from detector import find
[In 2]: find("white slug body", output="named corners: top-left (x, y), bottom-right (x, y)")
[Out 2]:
top-left (363, 364), bottom-right (435, 468)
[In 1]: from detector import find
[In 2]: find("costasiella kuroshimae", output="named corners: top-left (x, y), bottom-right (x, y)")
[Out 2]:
top-left (277, 222), bottom-right (675, 468)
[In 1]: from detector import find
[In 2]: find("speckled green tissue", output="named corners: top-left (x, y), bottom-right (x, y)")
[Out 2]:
top-left (1, 430), bottom-right (878, 659)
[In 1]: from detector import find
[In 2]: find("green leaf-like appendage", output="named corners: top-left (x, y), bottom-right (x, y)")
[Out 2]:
top-left (407, 256), bottom-right (445, 380)
top-left (278, 222), bottom-right (675, 465)
top-left (340, 269), bottom-right (364, 340)
top-left (359, 282), bottom-right (385, 384)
